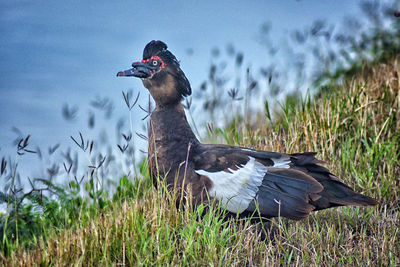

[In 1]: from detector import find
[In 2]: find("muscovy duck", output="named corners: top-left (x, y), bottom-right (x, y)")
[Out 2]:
top-left (117, 40), bottom-right (378, 220)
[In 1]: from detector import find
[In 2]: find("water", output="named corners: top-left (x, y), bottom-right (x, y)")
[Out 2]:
top-left (0, 1), bottom-right (359, 181)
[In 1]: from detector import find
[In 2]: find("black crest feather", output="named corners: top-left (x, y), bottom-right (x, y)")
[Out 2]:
top-left (143, 40), bottom-right (191, 97)
top-left (143, 40), bottom-right (168, 60)
top-left (143, 40), bottom-right (180, 67)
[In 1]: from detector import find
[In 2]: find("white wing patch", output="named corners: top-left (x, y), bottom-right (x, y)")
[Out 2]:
top-left (240, 148), bottom-right (291, 169)
top-left (195, 157), bottom-right (267, 213)
top-left (240, 148), bottom-right (257, 153)
top-left (271, 156), bottom-right (291, 169)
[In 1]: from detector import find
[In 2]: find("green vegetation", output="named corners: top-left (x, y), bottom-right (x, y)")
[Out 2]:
top-left (1, 54), bottom-right (399, 266)
top-left (1, 3), bottom-right (399, 264)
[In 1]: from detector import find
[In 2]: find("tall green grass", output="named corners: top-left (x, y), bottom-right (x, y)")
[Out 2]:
top-left (1, 57), bottom-right (399, 266)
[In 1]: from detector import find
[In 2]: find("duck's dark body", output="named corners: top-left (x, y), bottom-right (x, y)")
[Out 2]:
top-left (118, 40), bottom-right (378, 220)
top-left (148, 105), bottom-right (208, 200)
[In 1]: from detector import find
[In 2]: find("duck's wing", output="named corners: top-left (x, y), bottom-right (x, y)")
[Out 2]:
top-left (192, 144), bottom-right (324, 219)
top-left (193, 144), bottom-right (378, 220)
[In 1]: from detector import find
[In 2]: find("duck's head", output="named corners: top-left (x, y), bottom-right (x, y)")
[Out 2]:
top-left (117, 40), bottom-right (191, 107)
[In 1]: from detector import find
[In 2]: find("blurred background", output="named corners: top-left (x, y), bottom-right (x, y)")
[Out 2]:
top-left (0, 0), bottom-right (398, 179)
top-left (1, 1), bottom-right (400, 261)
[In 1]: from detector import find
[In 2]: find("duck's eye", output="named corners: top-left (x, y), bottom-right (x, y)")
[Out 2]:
top-left (152, 60), bottom-right (158, 66)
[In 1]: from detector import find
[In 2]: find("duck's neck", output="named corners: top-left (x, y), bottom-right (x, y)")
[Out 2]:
top-left (148, 102), bottom-right (199, 150)
top-left (147, 102), bottom-right (199, 184)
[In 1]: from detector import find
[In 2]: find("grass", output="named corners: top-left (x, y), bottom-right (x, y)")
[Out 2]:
top-left (1, 56), bottom-right (400, 266)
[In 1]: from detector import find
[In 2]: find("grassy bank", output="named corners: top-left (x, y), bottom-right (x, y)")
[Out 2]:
top-left (1, 57), bottom-right (399, 266)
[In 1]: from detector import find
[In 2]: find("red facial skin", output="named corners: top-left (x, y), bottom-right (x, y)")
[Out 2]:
top-left (139, 56), bottom-right (165, 68)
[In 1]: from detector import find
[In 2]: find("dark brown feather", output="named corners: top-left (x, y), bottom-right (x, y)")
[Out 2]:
top-left (129, 40), bottom-right (379, 221)
top-left (288, 152), bottom-right (379, 209)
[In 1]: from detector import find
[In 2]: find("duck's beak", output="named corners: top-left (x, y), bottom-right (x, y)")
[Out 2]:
top-left (117, 61), bottom-right (152, 78)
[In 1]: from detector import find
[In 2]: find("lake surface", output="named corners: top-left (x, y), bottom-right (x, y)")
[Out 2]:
top-left (0, 1), bottom-right (359, 179)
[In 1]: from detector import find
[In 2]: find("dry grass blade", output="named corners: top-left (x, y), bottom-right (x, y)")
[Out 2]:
top-left (1, 57), bottom-right (399, 267)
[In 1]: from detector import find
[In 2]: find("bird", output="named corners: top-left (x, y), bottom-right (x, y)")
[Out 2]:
top-left (117, 40), bottom-right (378, 220)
